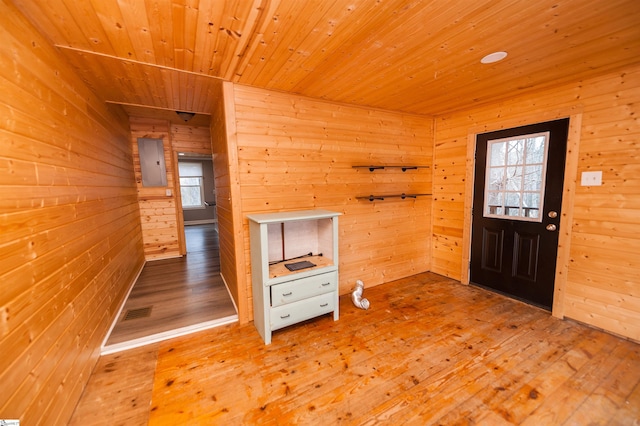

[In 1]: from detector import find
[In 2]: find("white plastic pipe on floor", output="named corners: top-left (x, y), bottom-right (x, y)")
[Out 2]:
top-left (352, 280), bottom-right (370, 310)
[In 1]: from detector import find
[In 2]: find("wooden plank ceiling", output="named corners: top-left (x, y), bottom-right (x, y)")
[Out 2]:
top-left (11, 0), bottom-right (640, 117)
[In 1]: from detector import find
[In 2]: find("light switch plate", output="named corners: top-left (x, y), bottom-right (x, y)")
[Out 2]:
top-left (166, 189), bottom-right (172, 196)
top-left (581, 171), bottom-right (602, 186)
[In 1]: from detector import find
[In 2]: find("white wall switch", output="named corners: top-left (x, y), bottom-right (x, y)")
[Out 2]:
top-left (165, 189), bottom-right (172, 196)
top-left (581, 171), bottom-right (602, 186)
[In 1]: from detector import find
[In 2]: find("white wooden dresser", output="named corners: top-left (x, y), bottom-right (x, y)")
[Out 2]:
top-left (247, 209), bottom-right (340, 344)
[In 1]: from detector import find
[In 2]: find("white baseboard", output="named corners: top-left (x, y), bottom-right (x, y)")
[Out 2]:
top-left (220, 273), bottom-right (239, 314)
top-left (184, 219), bottom-right (217, 225)
top-left (101, 261), bottom-right (146, 350)
top-left (101, 315), bottom-right (238, 355)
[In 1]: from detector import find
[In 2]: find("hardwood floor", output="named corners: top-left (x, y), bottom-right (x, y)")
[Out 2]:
top-left (72, 272), bottom-right (640, 425)
top-left (103, 224), bottom-right (237, 353)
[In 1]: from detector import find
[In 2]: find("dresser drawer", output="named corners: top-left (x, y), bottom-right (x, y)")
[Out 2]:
top-left (270, 292), bottom-right (336, 331)
top-left (270, 271), bottom-right (337, 307)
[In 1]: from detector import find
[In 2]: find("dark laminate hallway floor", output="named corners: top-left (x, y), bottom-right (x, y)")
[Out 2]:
top-left (103, 224), bottom-right (237, 353)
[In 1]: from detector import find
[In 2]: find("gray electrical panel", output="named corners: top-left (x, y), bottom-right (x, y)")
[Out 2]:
top-left (137, 138), bottom-right (167, 187)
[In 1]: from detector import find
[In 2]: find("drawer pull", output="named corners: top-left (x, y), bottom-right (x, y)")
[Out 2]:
top-left (280, 314), bottom-right (290, 319)
top-left (282, 292), bottom-right (293, 296)
top-left (321, 282), bottom-right (330, 287)
top-left (320, 303), bottom-right (329, 307)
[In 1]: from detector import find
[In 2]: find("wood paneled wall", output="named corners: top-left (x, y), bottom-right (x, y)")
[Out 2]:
top-left (210, 81), bottom-right (248, 322)
top-left (432, 65), bottom-right (640, 341)
top-left (0, 1), bottom-right (144, 423)
top-left (130, 118), bottom-right (180, 259)
top-left (130, 117), bottom-right (213, 260)
top-left (171, 124), bottom-right (213, 155)
top-left (230, 85), bottom-right (434, 320)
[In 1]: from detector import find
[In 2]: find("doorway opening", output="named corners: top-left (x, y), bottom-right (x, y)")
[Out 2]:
top-left (178, 153), bottom-right (217, 238)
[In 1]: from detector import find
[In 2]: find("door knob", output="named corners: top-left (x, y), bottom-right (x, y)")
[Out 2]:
top-left (546, 224), bottom-right (557, 231)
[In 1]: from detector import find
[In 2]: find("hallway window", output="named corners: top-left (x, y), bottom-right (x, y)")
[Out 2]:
top-left (179, 161), bottom-right (205, 209)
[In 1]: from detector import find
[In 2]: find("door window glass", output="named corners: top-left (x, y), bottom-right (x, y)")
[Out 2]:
top-left (484, 132), bottom-right (549, 222)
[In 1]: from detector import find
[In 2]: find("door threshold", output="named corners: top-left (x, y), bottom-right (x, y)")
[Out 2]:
top-left (470, 282), bottom-right (552, 312)
top-left (100, 315), bottom-right (238, 355)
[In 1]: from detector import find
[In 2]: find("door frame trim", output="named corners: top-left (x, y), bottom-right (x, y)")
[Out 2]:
top-left (460, 106), bottom-right (583, 319)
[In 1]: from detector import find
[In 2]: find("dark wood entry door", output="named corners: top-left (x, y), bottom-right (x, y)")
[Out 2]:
top-left (470, 118), bottom-right (569, 310)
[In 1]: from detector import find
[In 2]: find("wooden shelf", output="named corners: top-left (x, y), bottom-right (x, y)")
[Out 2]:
top-left (352, 165), bottom-right (429, 172)
top-left (268, 255), bottom-right (333, 279)
top-left (356, 193), bottom-right (432, 202)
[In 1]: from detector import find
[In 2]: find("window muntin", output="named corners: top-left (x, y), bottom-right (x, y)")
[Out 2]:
top-left (179, 162), bottom-right (205, 209)
top-left (483, 132), bottom-right (549, 222)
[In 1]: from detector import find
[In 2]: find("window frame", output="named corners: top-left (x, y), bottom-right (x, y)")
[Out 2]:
top-left (178, 161), bottom-right (206, 210)
top-left (482, 131), bottom-right (550, 223)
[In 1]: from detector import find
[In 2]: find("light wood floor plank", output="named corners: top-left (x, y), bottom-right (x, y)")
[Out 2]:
top-left (70, 272), bottom-right (640, 425)
top-left (68, 344), bottom-right (159, 426)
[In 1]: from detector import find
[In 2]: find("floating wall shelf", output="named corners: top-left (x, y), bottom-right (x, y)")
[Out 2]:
top-left (356, 193), bottom-right (432, 202)
top-left (352, 165), bottom-right (429, 172)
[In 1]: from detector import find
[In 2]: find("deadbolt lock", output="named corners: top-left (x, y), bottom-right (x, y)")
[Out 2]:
top-left (548, 211), bottom-right (558, 218)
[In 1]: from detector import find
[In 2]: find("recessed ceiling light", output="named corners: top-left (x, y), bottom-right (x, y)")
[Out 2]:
top-left (481, 51), bottom-right (508, 64)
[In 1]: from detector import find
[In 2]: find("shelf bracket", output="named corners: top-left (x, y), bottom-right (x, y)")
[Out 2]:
top-left (352, 165), bottom-right (429, 172)
top-left (356, 193), bottom-right (431, 202)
